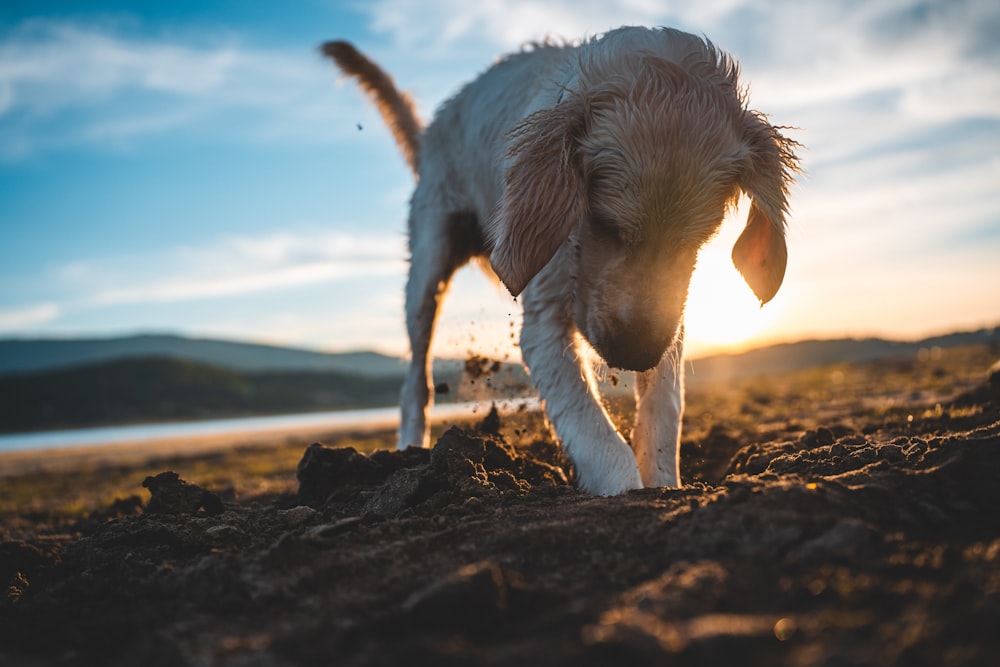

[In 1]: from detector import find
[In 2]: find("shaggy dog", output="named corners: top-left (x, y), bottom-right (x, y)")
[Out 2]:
top-left (324, 26), bottom-right (799, 495)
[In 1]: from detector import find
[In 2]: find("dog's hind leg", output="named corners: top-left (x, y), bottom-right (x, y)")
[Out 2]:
top-left (398, 200), bottom-right (475, 450)
top-left (631, 333), bottom-right (684, 488)
top-left (398, 250), bottom-right (451, 449)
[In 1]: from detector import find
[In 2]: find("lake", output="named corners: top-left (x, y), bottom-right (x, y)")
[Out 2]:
top-left (0, 398), bottom-right (539, 455)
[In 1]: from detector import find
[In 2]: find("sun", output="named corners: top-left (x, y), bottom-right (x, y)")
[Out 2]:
top-left (683, 225), bottom-right (784, 357)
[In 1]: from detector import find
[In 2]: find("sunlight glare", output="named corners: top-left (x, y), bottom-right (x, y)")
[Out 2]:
top-left (683, 213), bottom-right (784, 357)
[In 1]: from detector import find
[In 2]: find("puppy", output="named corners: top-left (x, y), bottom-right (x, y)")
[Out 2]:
top-left (324, 26), bottom-right (799, 495)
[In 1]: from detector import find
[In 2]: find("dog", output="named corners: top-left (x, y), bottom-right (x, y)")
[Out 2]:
top-left (324, 26), bottom-right (799, 495)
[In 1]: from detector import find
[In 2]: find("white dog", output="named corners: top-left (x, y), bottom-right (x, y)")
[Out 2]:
top-left (324, 26), bottom-right (798, 495)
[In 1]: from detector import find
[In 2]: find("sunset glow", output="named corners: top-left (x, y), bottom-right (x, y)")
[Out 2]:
top-left (1, 2), bottom-right (997, 361)
top-left (683, 210), bottom-right (787, 357)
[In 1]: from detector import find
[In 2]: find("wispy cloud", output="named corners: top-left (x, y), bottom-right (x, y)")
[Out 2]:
top-left (0, 303), bottom-right (61, 332)
top-left (0, 22), bottom-right (238, 106)
top-left (736, 1), bottom-right (1000, 124)
top-left (368, 0), bottom-right (664, 53)
top-left (70, 231), bottom-right (407, 307)
top-left (0, 19), bottom-right (356, 158)
top-left (365, 0), bottom-right (1000, 117)
top-left (0, 228), bottom-right (412, 350)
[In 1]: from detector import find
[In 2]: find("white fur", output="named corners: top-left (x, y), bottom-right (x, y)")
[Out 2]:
top-left (327, 26), bottom-right (798, 495)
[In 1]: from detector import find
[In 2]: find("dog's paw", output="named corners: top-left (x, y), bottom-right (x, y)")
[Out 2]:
top-left (579, 472), bottom-right (643, 496)
top-left (638, 466), bottom-right (679, 489)
top-left (574, 443), bottom-right (643, 496)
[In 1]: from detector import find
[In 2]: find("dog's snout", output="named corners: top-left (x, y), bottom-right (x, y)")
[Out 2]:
top-left (588, 306), bottom-right (679, 371)
top-left (577, 284), bottom-right (685, 372)
top-left (601, 328), bottom-right (674, 371)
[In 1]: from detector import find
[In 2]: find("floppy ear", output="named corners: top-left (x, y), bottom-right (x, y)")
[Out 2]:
top-left (489, 98), bottom-right (588, 296)
top-left (732, 111), bottom-right (800, 304)
top-left (732, 201), bottom-right (788, 305)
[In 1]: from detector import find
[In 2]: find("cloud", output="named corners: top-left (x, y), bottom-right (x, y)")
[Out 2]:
top-left (738, 1), bottom-right (1000, 121)
top-left (363, 0), bottom-right (1000, 119)
top-left (0, 23), bottom-right (232, 106)
top-left (0, 19), bottom-right (355, 158)
top-left (367, 0), bottom-right (690, 54)
top-left (0, 303), bottom-right (60, 331)
top-left (7, 3), bottom-right (994, 161)
top-left (76, 231), bottom-right (407, 307)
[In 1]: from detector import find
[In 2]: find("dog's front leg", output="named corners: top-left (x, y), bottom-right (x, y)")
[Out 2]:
top-left (631, 334), bottom-right (684, 488)
top-left (520, 266), bottom-right (643, 496)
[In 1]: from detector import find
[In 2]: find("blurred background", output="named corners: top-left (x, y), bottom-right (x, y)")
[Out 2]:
top-left (1, 1), bottom-right (998, 392)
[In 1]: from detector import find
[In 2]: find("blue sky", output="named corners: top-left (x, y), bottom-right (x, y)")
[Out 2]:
top-left (1, 0), bottom-right (998, 361)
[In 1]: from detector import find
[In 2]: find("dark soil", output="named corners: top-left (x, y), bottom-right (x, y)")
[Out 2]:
top-left (2, 349), bottom-right (999, 666)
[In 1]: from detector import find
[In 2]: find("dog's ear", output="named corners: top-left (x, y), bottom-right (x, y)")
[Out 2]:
top-left (732, 112), bottom-right (800, 305)
top-left (489, 98), bottom-right (588, 296)
top-left (732, 201), bottom-right (788, 305)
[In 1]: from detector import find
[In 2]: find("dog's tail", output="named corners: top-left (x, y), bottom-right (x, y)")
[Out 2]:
top-left (322, 41), bottom-right (422, 177)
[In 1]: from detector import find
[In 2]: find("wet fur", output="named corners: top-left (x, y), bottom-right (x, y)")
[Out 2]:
top-left (324, 26), bottom-right (799, 495)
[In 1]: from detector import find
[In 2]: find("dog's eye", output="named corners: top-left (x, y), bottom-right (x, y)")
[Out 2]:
top-left (589, 214), bottom-right (622, 242)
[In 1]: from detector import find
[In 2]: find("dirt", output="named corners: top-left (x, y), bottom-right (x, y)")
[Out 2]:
top-left (464, 354), bottom-right (504, 380)
top-left (1, 350), bottom-right (999, 666)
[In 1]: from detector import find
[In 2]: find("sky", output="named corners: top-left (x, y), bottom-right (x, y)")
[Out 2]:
top-left (1, 0), bottom-right (998, 363)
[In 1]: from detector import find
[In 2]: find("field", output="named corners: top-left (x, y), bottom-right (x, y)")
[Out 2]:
top-left (1, 343), bottom-right (998, 666)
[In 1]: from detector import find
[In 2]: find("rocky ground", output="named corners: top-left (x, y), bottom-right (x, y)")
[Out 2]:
top-left (1, 345), bottom-right (999, 666)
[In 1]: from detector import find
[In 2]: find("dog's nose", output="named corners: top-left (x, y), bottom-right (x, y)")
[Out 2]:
top-left (603, 342), bottom-right (666, 371)
top-left (599, 327), bottom-right (675, 371)
top-left (592, 295), bottom-right (682, 371)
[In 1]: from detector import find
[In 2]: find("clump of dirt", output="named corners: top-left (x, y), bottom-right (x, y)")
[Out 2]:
top-left (295, 442), bottom-right (431, 507)
top-left (296, 419), bottom-right (569, 521)
top-left (464, 354), bottom-right (503, 380)
top-left (143, 471), bottom-right (224, 516)
top-left (1, 351), bottom-right (998, 666)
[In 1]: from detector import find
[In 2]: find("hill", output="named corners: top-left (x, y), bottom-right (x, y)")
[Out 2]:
top-left (2, 328), bottom-right (997, 384)
top-left (0, 333), bottom-right (408, 378)
top-left (685, 328), bottom-right (1000, 385)
top-left (1, 328), bottom-right (997, 433)
top-left (0, 357), bottom-right (409, 434)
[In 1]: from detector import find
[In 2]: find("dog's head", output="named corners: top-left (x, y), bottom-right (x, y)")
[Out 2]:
top-left (489, 51), bottom-right (799, 371)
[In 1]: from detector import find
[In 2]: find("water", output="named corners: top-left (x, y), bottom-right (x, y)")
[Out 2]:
top-left (0, 398), bottom-right (539, 455)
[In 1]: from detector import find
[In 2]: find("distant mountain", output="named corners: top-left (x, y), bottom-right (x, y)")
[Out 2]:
top-left (685, 328), bottom-right (1000, 385)
top-left (0, 334), bottom-right (408, 378)
top-left (0, 327), bottom-right (996, 433)
top-left (0, 357), bottom-right (410, 433)
top-left (1, 327), bottom-right (997, 386)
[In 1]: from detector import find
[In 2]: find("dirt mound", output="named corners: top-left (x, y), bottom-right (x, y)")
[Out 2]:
top-left (1, 365), bottom-right (999, 666)
top-left (297, 420), bottom-right (569, 519)
top-left (143, 470), bottom-right (225, 516)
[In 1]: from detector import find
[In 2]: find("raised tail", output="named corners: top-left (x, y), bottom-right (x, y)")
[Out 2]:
top-left (322, 41), bottom-right (422, 177)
